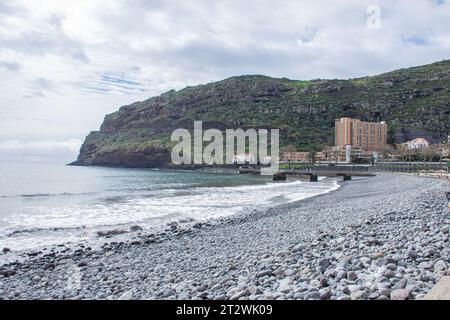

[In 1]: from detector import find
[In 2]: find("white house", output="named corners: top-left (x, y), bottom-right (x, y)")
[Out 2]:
top-left (260, 155), bottom-right (273, 165)
top-left (404, 137), bottom-right (430, 149)
top-left (232, 153), bottom-right (256, 164)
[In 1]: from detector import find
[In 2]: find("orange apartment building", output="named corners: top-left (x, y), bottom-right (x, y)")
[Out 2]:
top-left (335, 117), bottom-right (387, 151)
top-left (282, 117), bottom-right (388, 163)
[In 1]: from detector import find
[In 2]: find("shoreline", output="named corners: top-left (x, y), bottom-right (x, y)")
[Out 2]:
top-left (0, 173), bottom-right (448, 300)
top-left (0, 174), bottom-right (338, 263)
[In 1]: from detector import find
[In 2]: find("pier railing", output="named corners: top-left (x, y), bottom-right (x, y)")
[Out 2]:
top-left (372, 162), bottom-right (448, 174)
top-left (280, 162), bottom-right (449, 174)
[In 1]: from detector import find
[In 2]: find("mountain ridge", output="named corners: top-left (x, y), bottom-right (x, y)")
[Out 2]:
top-left (72, 59), bottom-right (450, 167)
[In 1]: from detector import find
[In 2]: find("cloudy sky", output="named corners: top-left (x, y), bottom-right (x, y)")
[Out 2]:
top-left (0, 0), bottom-right (449, 161)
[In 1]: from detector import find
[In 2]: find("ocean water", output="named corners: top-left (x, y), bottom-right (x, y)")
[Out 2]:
top-left (0, 161), bottom-right (339, 252)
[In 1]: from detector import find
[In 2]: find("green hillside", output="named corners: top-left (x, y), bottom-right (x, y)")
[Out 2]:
top-left (72, 60), bottom-right (450, 167)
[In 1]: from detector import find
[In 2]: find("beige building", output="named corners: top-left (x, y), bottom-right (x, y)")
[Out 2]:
top-left (335, 117), bottom-right (387, 151)
top-left (282, 148), bottom-right (379, 164)
top-left (324, 146), bottom-right (375, 163)
top-left (282, 152), bottom-right (310, 162)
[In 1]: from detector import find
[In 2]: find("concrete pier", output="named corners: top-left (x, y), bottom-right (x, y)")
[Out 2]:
top-left (278, 168), bottom-right (375, 182)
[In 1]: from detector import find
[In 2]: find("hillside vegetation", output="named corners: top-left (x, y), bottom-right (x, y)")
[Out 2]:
top-left (72, 60), bottom-right (450, 167)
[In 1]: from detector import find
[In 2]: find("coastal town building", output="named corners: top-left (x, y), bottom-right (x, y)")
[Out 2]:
top-left (231, 153), bottom-right (273, 164)
top-left (281, 152), bottom-right (310, 162)
top-left (404, 137), bottom-right (430, 149)
top-left (324, 146), bottom-right (376, 163)
top-left (260, 155), bottom-right (273, 165)
top-left (281, 148), bottom-right (375, 163)
top-left (281, 151), bottom-right (327, 163)
top-left (335, 117), bottom-right (387, 151)
top-left (314, 151), bottom-right (326, 162)
top-left (232, 153), bottom-right (255, 164)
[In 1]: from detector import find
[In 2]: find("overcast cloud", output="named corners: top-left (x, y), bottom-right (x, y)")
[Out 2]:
top-left (0, 0), bottom-right (449, 160)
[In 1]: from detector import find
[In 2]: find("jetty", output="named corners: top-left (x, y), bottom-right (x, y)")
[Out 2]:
top-left (238, 166), bottom-right (261, 174)
top-left (279, 168), bottom-right (376, 182)
top-left (239, 165), bottom-right (376, 181)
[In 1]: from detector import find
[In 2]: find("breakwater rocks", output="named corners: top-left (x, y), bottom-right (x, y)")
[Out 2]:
top-left (0, 174), bottom-right (448, 300)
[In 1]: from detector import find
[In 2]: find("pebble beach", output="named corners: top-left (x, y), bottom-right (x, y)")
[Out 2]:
top-left (0, 173), bottom-right (448, 300)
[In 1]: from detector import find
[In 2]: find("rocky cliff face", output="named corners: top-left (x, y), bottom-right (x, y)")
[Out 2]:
top-left (72, 60), bottom-right (450, 168)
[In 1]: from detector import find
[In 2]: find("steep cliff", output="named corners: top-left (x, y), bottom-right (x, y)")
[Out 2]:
top-left (72, 60), bottom-right (450, 167)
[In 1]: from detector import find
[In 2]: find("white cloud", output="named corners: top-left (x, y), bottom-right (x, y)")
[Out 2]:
top-left (0, 0), bottom-right (449, 160)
